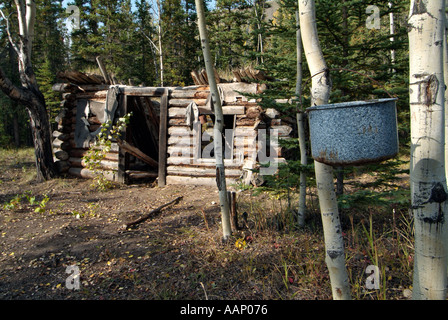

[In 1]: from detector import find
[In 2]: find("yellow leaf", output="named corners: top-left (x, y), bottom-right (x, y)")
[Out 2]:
top-left (235, 238), bottom-right (247, 250)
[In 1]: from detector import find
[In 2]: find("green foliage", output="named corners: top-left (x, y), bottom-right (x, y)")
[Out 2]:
top-left (207, 0), bottom-right (253, 70)
top-left (3, 191), bottom-right (50, 213)
top-left (83, 112), bottom-right (132, 191)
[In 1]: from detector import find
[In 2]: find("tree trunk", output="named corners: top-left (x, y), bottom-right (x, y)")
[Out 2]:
top-left (195, 0), bottom-right (232, 241)
top-left (295, 10), bottom-right (306, 228)
top-left (27, 100), bottom-right (56, 181)
top-left (0, 0), bottom-right (56, 181)
top-left (298, 0), bottom-right (351, 300)
top-left (156, 0), bottom-right (164, 87)
top-left (408, 0), bottom-right (448, 300)
top-left (444, 3), bottom-right (448, 183)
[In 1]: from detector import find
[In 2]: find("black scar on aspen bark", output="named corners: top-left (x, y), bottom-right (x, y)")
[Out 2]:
top-left (421, 182), bottom-right (447, 225)
top-left (412, 0), bottom-right (427, 15)
top-left (327, 250), bottom-right (342, 260)
top-left (428, 182), bottom-right (447, 204)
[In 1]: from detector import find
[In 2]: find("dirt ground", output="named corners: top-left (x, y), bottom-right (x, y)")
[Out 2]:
top-left (0, 151), bottom-right (335, 301)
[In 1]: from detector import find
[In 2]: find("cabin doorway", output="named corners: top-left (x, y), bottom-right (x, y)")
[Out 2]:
top-left (118, 95), bottom-right (161, 184)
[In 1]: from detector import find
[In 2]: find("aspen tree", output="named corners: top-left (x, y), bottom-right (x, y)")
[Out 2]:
top-left (195, 0), bottom-right (232, 241)
top-left (408, 0), bottom-right (448, 300)
top-left (298, 0), bottom-right (351, 299)
top-left (295, 9), bottom-right (306, 228)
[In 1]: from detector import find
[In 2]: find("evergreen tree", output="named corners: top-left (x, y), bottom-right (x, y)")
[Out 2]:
top-left (208, 0), bottom-right (253, 71)
top-left (160, 0), bottom-right (200, 86)
top-left (33, 0), bottom-right (68, 124)
top-left (132, 0), bottom-right (157, 86)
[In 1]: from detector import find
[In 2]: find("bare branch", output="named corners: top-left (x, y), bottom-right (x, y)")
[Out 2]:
top-left (0, 65), bottom-right (28, 105)
top-left (0, 8), bottom-right (20, 56)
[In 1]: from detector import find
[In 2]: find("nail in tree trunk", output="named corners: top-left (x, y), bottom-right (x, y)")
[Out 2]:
top-left (0, 0), bottom-right (56, 181)
top-left (408, 0), bottom-right (448, 300)
top-left (298, 0), bottom-right (351, 300)
top-left (195, 0), bottom-right (232, 241)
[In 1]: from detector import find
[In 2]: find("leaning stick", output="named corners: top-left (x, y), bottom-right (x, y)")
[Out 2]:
top-left (121, 196), bottom-right (183, 230)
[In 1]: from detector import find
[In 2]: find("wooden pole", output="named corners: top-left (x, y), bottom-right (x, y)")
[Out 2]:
top-left (158, 88), bottom-right (168, 187)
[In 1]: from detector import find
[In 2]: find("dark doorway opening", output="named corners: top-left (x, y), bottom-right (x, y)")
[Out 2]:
top-left (119, 95), bottom-right (160, 184)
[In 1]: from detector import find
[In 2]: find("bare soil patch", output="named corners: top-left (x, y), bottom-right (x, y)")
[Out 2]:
top-left (0, 149), bottom-right (332, 300)
top-left (0, 149), bottom-right (413, 301)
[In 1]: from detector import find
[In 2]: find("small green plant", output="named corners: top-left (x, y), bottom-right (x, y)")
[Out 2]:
top-left (34, 194), bottom-right (49, 213)
top-left (83, 113), bottom-right (132, 191)
top-left (3, 194), bottom-right (23, 210)
top-left (2, 191), bottom-right (49, 213)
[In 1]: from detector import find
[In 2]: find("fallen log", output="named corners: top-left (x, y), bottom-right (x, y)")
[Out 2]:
top-left (121, 196), bottom-right (183, 230)
top-left (117, 139), bottom-right (158, 168)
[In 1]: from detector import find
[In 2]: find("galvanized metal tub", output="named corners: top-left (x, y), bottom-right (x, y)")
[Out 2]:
top-left (306, 98), bottom-right (398, 166)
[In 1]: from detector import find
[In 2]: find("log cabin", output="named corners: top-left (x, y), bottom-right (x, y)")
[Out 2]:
top-left (52, 70), bottom-right (294, 187)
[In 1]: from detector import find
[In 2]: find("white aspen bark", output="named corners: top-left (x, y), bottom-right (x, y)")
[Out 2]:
top-left (295, 10), bottom-right (306, 228)
top-left (408, 0), bottom-right (448, 300)
top-left (156, 0), bottom-right (164, 87)
top-left (298, 0), bottom-right (351, 300)
top-left (389, 2), bottom-right (396, 69)
top-left (444, 4), bottom-right (448, 183)
top-left (25, 0), bottom-right (35, 59)
top-left (195, 0), bottom-right (232, 241)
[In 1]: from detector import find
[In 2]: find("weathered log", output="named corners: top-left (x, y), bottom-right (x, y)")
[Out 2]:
top-left (68, 167), bottom-right (118, 181)
top-left (54, 150), bottom-right (69, 161)
top-left (168, 106), bottom-right (245, 117)
top-left (169, 98), bottom-right (207, 107)
top-left (96, 56), bottom-right (112, 84)
top-left (52, 130), bottom-right (70, 141)
top-left (69, 157), bottom-right (118, 170)
top-left (167, 166), bottom-right (242, 177)
top-left (167, 157), bottom-right (243, 167)
top-left (53, 138), bottom-right (70, 150)
top-left (126, 170), bottom-right (158, 180)
top-left (121, 196), bottom-right (183, 230)
top-left (166, 175), bottom-right (238, 186)
top-left (55, 160), bottom-right (70, 173)
top-left (170, 89), bottom-right (210, 99)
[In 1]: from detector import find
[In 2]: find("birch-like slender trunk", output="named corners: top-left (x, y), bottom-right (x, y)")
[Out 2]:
top-left (298, 0), bottom-right (351, 300)
top-left (295, 10), bottom-right (306, 228)
top-left (195, 0), bottom-right (232, 241)
top-left (156, 0), bottom-right (164, 87)
top-left (444, 4), bottom-right (448, 182)
top-left (408, 0), bottom-right (448, 300)
top-left (389, 2), bottom-right (396, 70)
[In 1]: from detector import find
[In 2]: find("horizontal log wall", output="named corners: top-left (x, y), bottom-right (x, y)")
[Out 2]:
top-left (52, 88), bottom-right (120, 181)
top-left (165, 85), bottom-right (292, 186)
top-left (52, 83), bottom-right (294, 186)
